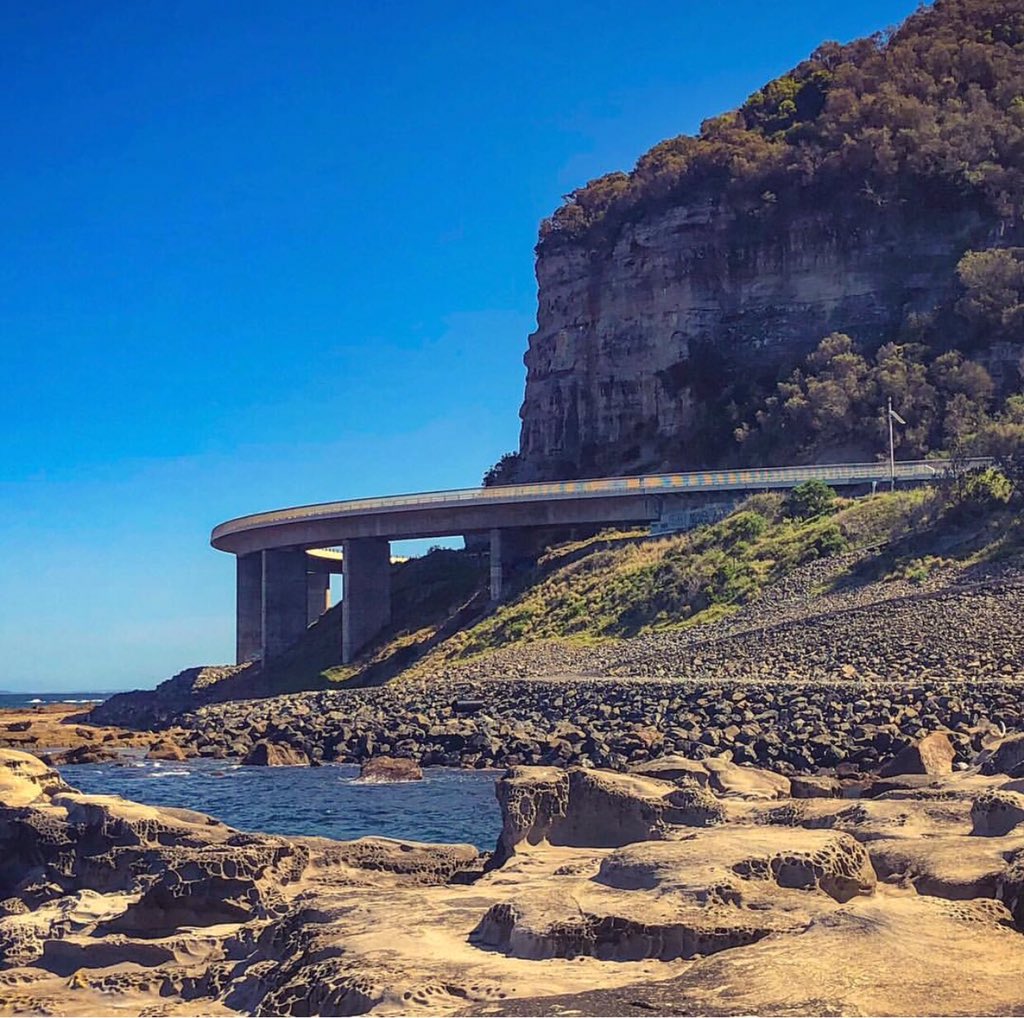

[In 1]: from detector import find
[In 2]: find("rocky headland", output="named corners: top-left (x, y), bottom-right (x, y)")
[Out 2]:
top-left (2, 733), bottom-right (1024, 1016)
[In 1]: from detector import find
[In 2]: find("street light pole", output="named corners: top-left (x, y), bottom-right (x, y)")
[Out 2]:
top-left (887, 397), bottom-right (907, 492)
top-left (888, 396), bottom-right (896, 492)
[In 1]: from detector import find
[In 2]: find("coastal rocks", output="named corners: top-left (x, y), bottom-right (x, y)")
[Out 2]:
top-left (42, 745), bottom-right (119, 766)
top-left (172, 664), bottom-right (1024, 779)
top-left (475, 827), bottom-right (875, 962)
top-left (5, 747), bottom-right (1024, 1014)
top-left (879, 730), bottom-right (956, 778)
top-left (145, 738), bottom-right (187, 761)
top-left (790, 774), bottom-right (843, 798)
top-left (970, 789), bottom-right (1024, 837)
top-left (359, 756), bottom-right (423, 781)
top-left (630, 753), bottom-right (790, 799)
top-left (981, 731), bottom-right (1024, 778)
top-left (494, 766), bottom-right (727, 863)
top-left (241, 740), bottom-right (309, 767)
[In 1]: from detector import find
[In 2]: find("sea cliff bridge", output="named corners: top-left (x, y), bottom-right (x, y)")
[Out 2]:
top-left (211, 458), bottom-right (983, 666)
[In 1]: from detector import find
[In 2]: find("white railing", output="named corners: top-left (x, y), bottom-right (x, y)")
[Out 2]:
top-left (211, 458), bottom-right (991, 543)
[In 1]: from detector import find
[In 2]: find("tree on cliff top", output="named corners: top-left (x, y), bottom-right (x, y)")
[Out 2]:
top-left (735, 332), bottom-right (1000, 463)
top-left (540, 0), bottom-right (1024, 250)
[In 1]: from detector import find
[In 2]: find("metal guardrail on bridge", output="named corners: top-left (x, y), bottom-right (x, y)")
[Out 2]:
top-left (211, 458), bottom-right (992, 544)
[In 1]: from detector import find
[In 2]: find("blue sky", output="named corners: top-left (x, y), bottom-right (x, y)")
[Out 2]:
top-left (0, 0), bottom-right (920, 691)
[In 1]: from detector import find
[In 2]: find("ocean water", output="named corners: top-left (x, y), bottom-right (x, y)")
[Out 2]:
top-left (0, 691), bottom-right (108, 708)
top-left (68, 759), bottom-right (503, 850)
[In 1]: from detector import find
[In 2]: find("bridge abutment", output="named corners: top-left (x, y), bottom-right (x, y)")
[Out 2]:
top-left (342, 537), bottom-right (391, 663)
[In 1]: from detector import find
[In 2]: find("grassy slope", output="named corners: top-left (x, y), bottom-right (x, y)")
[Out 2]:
top-left (315, 487), bottom-right (1024, 689)
top-left (394, 488), bottom-right (1023, 673)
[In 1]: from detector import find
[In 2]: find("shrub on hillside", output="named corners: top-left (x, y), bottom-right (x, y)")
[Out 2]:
top-left (786, 479), bottom-right (837, 519)
top-left (963, 467), bottom-right (1014, 508)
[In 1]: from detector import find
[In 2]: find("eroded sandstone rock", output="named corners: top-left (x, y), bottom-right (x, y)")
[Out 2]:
top-left (146, 738), bottom-right (187, 761)
top-left (879, 731), bottom-right (956, 778)
top-left (494, 766), bottom-right (727, 864)
top-left (241, 740), bottom-right (309, 767)
top-left (359, 756), bottom-right (424, 781)
top-left (4, 745), bottom-right (1024, 1016)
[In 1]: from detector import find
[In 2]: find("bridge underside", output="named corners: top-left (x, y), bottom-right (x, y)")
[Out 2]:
top-left (236, 526), bottom-right (552, 665)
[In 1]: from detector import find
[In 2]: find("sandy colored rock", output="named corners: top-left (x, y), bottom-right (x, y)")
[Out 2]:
top-left (359, 755), bottom-right (424, 781)
top-left (494, 766), bottom-right (728, 863)
top-left (241, 740), bottom-right (309, 766)
top-left (879, 730), bottom-right (956, 778)
top-left (790, 774), bottom-right (842, 798)
top-left (629, 754), bottom-right (789, 799)
top-left (5, 745), bottom-right (1024, 1016)
top-left (701, 754), bottom-right (791, 799)
top-left (146, 738), bottom-right (187, 761)
top-left (981, 731), bottom-right (1024, 778)
top-left (628, 754), bottom-right (710, 786)
top-left (971, 788), bottom-right (1024, 836)
top-left (0, 750), bottom-right (69, 807)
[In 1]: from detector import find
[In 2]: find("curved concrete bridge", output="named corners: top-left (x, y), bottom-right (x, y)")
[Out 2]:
top-left (212, 459), bottom-right (976, 666)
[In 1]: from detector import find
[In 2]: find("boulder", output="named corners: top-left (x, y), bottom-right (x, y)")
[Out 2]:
top-left (980, 732), bottom-right (1024, 778)
top-left (970, 789), bottom-right (1024, 837)
top-left (359, 756), bottom-right (423, 782)
top-left (241, 741), bottom-right (309, 767)
top-left (629, 755), bottom-right (710, 786)
top-left (43, 746), bottom-right (118, 767)
top-left (879, 731), bottom-right (955, 778)
top-left (790, 774), bottom-right (843, 799)
top-left (146, 739), bottom-right (186, 762)
top-left (493, 766), bottom-right (729, 863)
top-left (0, 750), bottom-right (70, 807)
top-left (702, 755), bottom-right (791, 799)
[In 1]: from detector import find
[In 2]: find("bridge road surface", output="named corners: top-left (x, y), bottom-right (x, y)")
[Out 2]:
top-left (211, 458), bottom-right (985, 665)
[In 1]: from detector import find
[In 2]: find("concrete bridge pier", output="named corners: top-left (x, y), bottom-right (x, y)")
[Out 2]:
top-left (488, 527), bottom-right (536, 601)
top-left (261, 549), bottom-right (310, 661)
top-left (307, 572), bottom-right (330, 624)
top-left (236, 552), bottom-right (263, 664)
top-left (236, 549), bottom-right (332, 664)
top-left (341, 537), bottom-right (391, 663)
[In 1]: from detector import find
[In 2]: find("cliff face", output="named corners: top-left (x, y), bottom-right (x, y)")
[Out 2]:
top-left (517, 200), bottom-right (996, 480)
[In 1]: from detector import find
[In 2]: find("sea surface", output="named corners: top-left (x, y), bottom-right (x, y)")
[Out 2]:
top-left (0, 691), bottom-right (108, 708)
top-left (4, 690), bottom-right (503, 848)
top-left (69, 759), bottom-right (503, 850)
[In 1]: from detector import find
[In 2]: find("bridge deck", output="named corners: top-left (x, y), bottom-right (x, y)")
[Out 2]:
top-left (211, 459), bottom-right (985, 555)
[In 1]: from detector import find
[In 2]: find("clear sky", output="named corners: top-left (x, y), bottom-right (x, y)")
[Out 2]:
top-left (0, 0), bottom-right (921, 691)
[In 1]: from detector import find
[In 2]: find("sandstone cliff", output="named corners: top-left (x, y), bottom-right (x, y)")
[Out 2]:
top-left (514, 0), bottom-right (1024, 480)
top-left (518, 202), bottom-right (997, 478)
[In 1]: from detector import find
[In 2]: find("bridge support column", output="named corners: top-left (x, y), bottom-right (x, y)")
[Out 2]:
top-left (236, 552), bottom-right (263, 664)
top-left (489, 528), bottom-right (505, 602)
top-left (342, 537), bottom-right (391, 664)
top-left (261, 549), bottom-right (309, 660)
top-left (307, 571), bottom-right (331, 624)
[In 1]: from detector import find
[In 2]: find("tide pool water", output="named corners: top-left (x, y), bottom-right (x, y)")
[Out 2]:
top-left (69, 759), bottom-right (503, 850)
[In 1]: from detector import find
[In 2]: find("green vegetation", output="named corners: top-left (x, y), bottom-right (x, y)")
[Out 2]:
top-left (786, 479), bottom-right (837, 519)
top-left (541, 0), bottom-right (1024, 250)
top-left (444, 492), bottom-right (874, 658)
top-left (733, 329), bottom-right (1023, 465)
top-left (417, 480), bottom-right (1022, 667)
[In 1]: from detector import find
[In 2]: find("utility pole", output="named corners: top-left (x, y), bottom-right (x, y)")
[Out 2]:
top-left (887, 397), bottom-right (907, 492)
